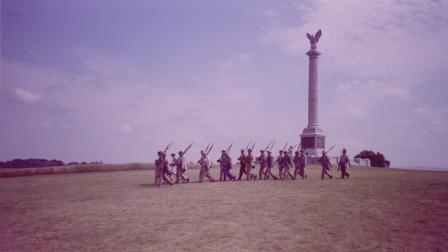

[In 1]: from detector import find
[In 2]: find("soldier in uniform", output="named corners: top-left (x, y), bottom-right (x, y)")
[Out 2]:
top-left (217, 150), bottom-right (227, 181)
top-left (198, 151), bottom-right (216, 182)
top-left (155, 151), bottom-right (173, 187)
top-left (319, 150), bottom-right (333, 180)
top-left (237, 149), bottom-right (247, 180)
top-left (283, 150), bottom-right (295, 180)
top-left (257, 150), bottom-right (267, 180)
top-left (276, 150), bottom-right (284, 179)
top-left (299, 149), bottom-right (308, 179)
top-left (293, 151), bottom-right (301, 179)
top-left (169, 153), bottom-right (177, 181)
top-left (176, 151), bottom-right (189, 183)
top-left (338, 148), bottom-right (351, 179)
top-left (223, 151), bottom-right (236, 181)
top-left (264, 150), bottom-right (278, 180)
top-left (245, 149), bottom-right (255, 180)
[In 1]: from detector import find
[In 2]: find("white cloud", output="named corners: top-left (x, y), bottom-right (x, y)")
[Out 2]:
top-left (118, 124), bottom-right (132, 134)
top-left (14, 88), bottom-right (41, 103)
top-left (221, 52), bottom-right (252, 72)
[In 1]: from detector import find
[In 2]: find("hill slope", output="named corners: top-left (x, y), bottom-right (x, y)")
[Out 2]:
top-left (1, 166), bottom-right (447, 251)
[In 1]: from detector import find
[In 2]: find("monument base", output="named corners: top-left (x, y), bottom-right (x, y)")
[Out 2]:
top-left (300, 126), bottom-right (326, 159)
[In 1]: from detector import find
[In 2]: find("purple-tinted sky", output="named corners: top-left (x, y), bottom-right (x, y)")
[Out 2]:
top-left (1, 0), bottom-right (448, 168)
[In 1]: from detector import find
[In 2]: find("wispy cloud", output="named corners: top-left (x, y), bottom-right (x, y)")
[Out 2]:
top-left (14, 88), bottom-right (41, 103)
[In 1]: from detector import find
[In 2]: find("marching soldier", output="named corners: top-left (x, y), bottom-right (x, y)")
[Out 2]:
top-left (237, 149), bottom-right (247, 180)
top-left (223, 151), bottom-right (236, 181)
top-left (277, 150), bottom-right (284, 179)
top-left (176, 151), bottom-right (189, 183)
top-left (299, 149), bottom-right (308, 179)
top-left (283, 150), bottom-right (295, 180)
top-left (169, 153), bottom-right (177, 181)
top-left (264, 150), bottom-right (278, 180)
top-left (245, 149), bottom-right (255, 180)
top-left (293, 151), bottom-right (301, 179)
top-left (319, 150), bottom-right (333, 180)
top-left (154, 151), bottom-right (173, 187)
top-left (257, 150), bottom-right (267, 180)
top-left (339, 148), bottom-right (351, 179)
top-left (198, 151), bottom-right (216, 182)
top-left (217, 150), bottom-right (226, 181)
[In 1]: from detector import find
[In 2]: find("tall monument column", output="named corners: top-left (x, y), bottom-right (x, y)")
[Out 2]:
top-left (300, 29), bottom-right (325, 158)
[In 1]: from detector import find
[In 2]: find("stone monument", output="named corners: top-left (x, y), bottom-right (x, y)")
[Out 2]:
top-left (300, 29), bottom-right (326, 158)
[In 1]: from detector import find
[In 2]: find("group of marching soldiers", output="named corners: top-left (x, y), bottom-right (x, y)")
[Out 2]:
top-left (153, 141), bottom-right (351, 187)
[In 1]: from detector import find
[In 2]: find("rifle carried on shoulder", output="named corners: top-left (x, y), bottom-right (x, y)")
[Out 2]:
top-left (183, 142), bottom-right (193, 154)
top-left (163, 141), bottom-right (175, 153)
top-left (226, 142), bottom-right (233, 153)
top-left (269, 140), bottom-right (276, 151)
top-left (206, 143), bottom-right (214, 155)
top-left (325, 144), bottom-right (336, 154)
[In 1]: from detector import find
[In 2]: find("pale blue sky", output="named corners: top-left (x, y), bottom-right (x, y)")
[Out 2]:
top-left (1, 0), bottom-right (448, 168)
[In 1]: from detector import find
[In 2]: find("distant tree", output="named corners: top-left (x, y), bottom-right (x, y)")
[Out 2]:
top-left (0, 158), bottom-right (65, 168)
top-left (355, 150), bottom-right (390, 168)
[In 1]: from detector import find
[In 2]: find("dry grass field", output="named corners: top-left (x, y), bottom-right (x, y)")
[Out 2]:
top-left (1, 165), bottom-right (448, 251)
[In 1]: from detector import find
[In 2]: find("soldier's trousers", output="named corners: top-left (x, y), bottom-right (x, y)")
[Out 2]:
top-left (258, 166), bottom-right (265, 180)
top-left (299, 166), bottom-right (307, 179)
top-left (224, 169), bottom-right (235, 180)
top-left (321, 168), bottom-right (332, 179)
top-left (162, 173), bottom-right (173, 185)
top-left (340, 165), bottom-right (349, 178)
top-left (294, 166), bottom-right (300, 179)
top-left (199, 169), bottom-right (215, 182)
top-left (278, 167), bottom-right (284, 179)
top-left (264, 166), bottom-right (278, 179)
top-left (238, 166), bottom-right (247, 180)
top-left (154, 168), bottom-right (162, 186)
top-left (284, 167), bottom-right (295, 180)
top-left (246, 166), bottom-right (252, 180)
top-left (219, 167), bottom-right (224, 181)
top-left (176, 168), bottom-right (183, 184)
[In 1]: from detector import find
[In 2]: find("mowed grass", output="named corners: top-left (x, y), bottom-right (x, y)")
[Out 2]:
top-left (1, 165), bottom-right (448, 251)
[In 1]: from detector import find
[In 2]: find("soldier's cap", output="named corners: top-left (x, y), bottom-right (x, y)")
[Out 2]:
top-left (279, 150), bottom-right (283, 153)
top-left (248, 149), bottom-right (252, 152)
top-left (157, 151), bottom-right (163, 155)
top-left (343, 148), bottom-right (347, 153)
top-left (295, 151), bottom-right (299, 154)
top-left (267, 151), bottom-right (271, 154)
top-left (178, 151), bottom-right (184, 155)
top-left (171, 153), bottom-right (175, 156)
top-left (260, 150), bottom-right (264, 152)
top-left (222, 150), bottom-right (226, 152)
top-left (322, 150), bottom-right (326, 154)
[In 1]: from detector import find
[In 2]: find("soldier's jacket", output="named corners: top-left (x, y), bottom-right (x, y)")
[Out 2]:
top-left (217, 154), bottom-right (226, 169)
top-left (245, 153), bottom-right (254, 167)
top-left (176, 156), bottom-right (186, 171)
top-left (266, 155), bottom-right (274, 168)
top-left (155, 157), bottom-right (164, 170)
top-left (299, 153), bottom-right (307, 167)
top-left (339, 154), bottom-right (350, 168)
top-left (224, 155), bottom-right (233, 170)
top-left (319, 155), bottom-right (331, 169)
top-left (293, 155), bottom-right (301, 167)
top-left (276, 155), bottom-right (283, 168)
top-left (238, 154), bottom-right (247, 168)
top-left (283, 154), bottom-right (292, 168)
top-left (201, 157), bottom-right (211, 170)
top-left (257, 154), bottom-right (267, 168)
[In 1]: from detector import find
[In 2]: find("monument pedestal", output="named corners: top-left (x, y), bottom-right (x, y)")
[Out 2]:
top-left (300, 126), bottom-right (325, 158)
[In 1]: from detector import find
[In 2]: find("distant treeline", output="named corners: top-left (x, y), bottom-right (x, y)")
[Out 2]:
top-left (0, 158), bottom-right (103, 169)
